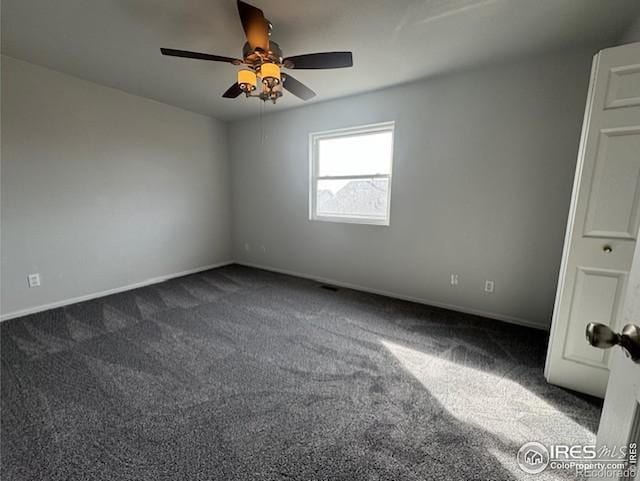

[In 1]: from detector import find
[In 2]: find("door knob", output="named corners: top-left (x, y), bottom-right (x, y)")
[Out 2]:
top-left (586, 322), bottom-right (640, 363)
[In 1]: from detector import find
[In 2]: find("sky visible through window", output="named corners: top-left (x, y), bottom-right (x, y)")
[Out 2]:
top-left (318, 131), bottom-right (393, 193)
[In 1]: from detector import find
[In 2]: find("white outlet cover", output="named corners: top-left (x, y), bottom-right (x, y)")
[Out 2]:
top-left (484, 280), bottom-right (495, 293)
top-left (27, 273), bottom-right (41, 288)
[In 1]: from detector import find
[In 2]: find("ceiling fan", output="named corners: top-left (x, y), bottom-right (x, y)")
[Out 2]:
top-left (161, 0), bottom-right (354, 104)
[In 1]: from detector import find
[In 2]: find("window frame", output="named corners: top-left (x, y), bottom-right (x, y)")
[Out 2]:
top-left (309, 121), bottom-right (395, 226)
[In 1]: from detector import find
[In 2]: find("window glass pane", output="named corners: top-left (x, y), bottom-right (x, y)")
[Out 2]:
top-left (316, 178), bottom-right (389, 219)
top-left (318, 131), bottom-right (393, 177)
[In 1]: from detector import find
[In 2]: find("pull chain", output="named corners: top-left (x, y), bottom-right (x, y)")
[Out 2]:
top-left (260, 100), bottom-right (265, 145)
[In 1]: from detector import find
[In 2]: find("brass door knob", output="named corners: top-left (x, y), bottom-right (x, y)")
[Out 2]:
top-left (586, 322), bottom-right (640, 363)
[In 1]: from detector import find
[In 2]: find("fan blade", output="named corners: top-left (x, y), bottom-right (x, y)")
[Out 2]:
top-left (283, 52), bottom-right (353, 70)
top-left (237, 1), bottom-right (269, 52)
top-left (161, 48), bottom-right (241, 64)
top-left (222, 83), bottom-right (244, 99)
top-left (282, 73), bottom-right (315, 101)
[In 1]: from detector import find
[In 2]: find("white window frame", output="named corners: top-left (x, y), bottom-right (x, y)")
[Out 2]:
top-left (309, 121), bottom-right (395, 226)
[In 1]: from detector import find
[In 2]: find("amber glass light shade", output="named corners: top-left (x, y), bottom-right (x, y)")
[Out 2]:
top-left (260, 63), bottom-right (281, 84)
top-left (237, 69), bottom-right (257, 91)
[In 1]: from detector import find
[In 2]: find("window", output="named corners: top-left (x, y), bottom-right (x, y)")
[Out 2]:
top-left (309, 122), bottom-right (394, 225)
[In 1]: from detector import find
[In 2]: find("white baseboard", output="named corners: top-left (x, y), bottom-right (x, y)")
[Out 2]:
top-left (236, 261), bottom-right (549, 331)
top-left (1, 259), bottom-right (548, 331)
top-left (0, 261), bottom-right (234, 322)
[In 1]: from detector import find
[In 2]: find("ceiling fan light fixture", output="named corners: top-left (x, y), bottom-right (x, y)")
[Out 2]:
top-left (260, 62), bottom-right (281, 86)
top-left (237, 69), bottom-right (257, 92)
top-left (161, 1), bottom-right (353, 104)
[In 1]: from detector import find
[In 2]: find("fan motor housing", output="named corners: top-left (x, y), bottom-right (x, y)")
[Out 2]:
top-left (243, 41), bottom-right (283, 66)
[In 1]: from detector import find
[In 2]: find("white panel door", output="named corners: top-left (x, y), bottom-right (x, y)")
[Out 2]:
top-left (590, 229), bottom-right (640, 481)
top-left (545, 42), bottom-right (640, 398)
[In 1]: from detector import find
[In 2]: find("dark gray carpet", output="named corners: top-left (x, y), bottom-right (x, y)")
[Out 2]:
top-left (1, 265), bottom-right (600, 480)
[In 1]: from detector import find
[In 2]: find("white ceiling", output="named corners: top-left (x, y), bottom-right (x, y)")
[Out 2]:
top-left (3, 0), bottom-right (639, 121)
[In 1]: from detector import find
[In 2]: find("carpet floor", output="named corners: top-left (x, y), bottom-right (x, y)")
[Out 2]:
top-left (1, 265), bottom-right (601, 480)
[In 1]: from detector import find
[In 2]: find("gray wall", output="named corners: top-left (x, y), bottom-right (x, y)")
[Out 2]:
top-left (620, 16), bottom-right (640, 44)
top-left (229, 49), bottom-right (595, 329)
top-left (1, 56), bottom-right (231, 317)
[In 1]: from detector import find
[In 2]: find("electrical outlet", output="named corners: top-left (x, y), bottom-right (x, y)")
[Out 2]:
top-left (27, 273), bottom-right (41, 288)
top-left (484, 280), bottom-right (495, 293)
top-left (244, 243), bottom-right (251, 252)
top-left (260, 245), bottom-right (266, 253)
top-left (450, 274), bottom-right (459, 286)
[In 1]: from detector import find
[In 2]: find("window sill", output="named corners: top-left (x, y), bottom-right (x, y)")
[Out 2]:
top-left (309, 215), bottom-right (390, 226)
